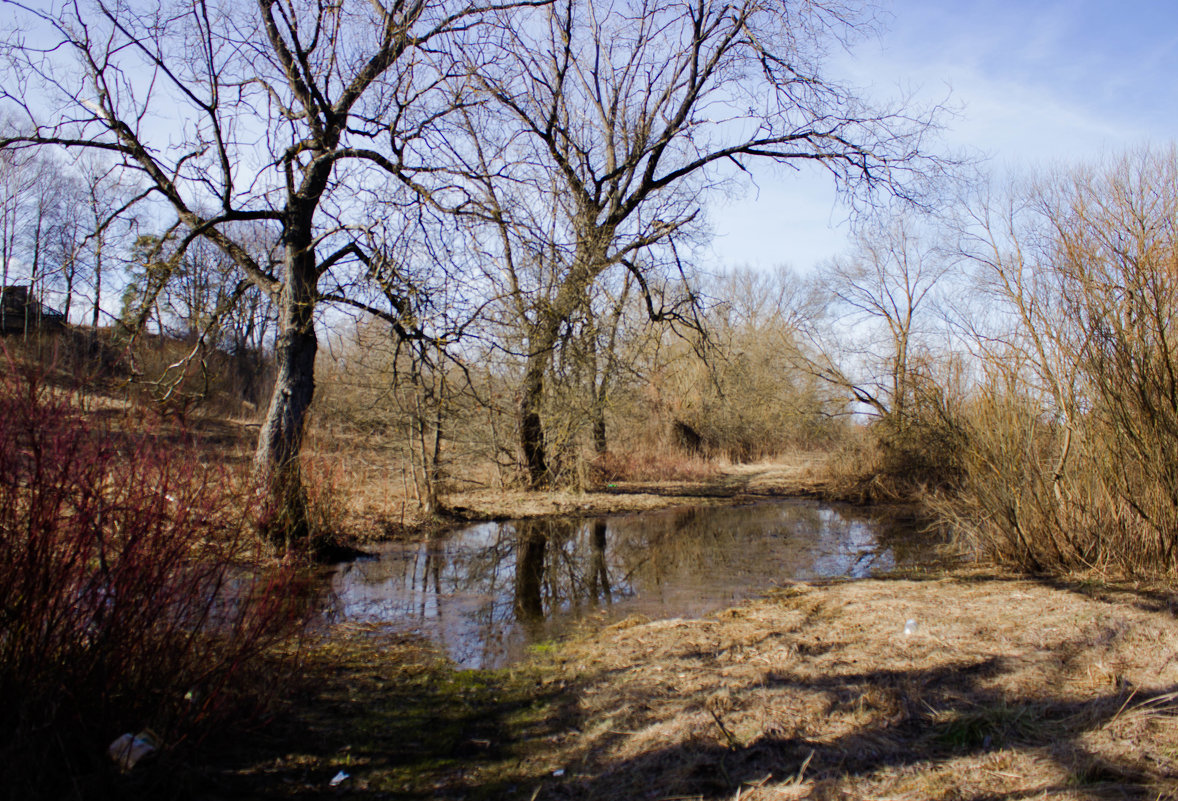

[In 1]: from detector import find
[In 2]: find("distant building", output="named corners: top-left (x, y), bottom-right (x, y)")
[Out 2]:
top-left (0, 286), bottom-right (67, 334)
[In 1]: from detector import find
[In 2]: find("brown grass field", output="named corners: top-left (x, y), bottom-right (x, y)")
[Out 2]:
top-left (18, 380), bottom-right (1174, 799)
top-left (208, 570), bottom-right (1178, 800)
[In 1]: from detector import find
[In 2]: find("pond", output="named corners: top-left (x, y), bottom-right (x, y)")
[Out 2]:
top-left (324, 499), bottom-right (930, 668)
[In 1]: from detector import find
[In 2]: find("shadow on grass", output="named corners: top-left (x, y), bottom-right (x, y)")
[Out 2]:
top-left (195, 632), bottom-right (582, 800)
top-left (190, 576), bottom-right (1178, 800)
top-left (193, 636), bottom-right (1178, 801)
top-left (1033, 574), bottom-right (1178, 619)
top-left (544, 662), bottom-right (1177, 801)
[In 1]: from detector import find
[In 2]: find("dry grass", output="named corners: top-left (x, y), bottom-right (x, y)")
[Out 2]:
top-left (506, 574), bottom-right (1178, 800)
top-left (211, 573), bottom-right (1178, 800)
top-left (437, 454), bottom-right (837, 526)
top-left (588, 453), bottom-right (833, 500)
top-left (298, 440), bottom-right (838, 542)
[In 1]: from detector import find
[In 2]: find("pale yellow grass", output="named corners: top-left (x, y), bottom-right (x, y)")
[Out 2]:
top-left (502, 575), bottom-right (1178, 800)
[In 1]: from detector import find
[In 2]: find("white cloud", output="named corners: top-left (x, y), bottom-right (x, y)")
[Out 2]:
top-left (706, 0), bottom-right (1178, 276)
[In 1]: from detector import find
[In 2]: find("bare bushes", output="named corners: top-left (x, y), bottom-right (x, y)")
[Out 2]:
top-left (625, 270), bottom-right (846, 466)
top-left (872, 371), bottom-right (968, 490)
top-left (2, 326), bottom-right (273, 420)
top-left (592, 448), bottom-right (721, 483)
top-left (0, 364), bottom-right (310, 798)
top-left (946, 148), bottom-right (1178, 574)
top-left (823, 379), bottom-right (967, 503)
top-left (940, 373), bottom-right (1083, 569)
top-left (941, 369), bottom-right (1178, 573)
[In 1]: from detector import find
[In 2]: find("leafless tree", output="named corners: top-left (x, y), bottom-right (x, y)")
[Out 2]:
top-left (41, 171), bottom-right (87, 321)
top-left (0, 121), bottom-right (41, 329)
top-left (800, 213), bottom-right (953, 423)
top-left (429, 0), bottom-right (947, 486)
top-left (1, 0), bottom-right (540, 543)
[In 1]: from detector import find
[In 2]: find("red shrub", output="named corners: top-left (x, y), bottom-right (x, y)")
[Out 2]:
top-left (0, 363), bottom-right (312, 798)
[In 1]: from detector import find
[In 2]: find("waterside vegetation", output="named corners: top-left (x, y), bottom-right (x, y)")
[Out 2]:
top-left (1, 0), bottom-right (1177, 797)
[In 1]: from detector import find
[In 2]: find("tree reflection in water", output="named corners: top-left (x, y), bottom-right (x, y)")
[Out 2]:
top-left (327, 500), bottom-right (932, 668)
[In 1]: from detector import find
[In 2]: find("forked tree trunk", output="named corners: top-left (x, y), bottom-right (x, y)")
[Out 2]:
top-left (253, 243), bottom-right (318, 548)
top-left (518, 253), bottom-right (602, 488)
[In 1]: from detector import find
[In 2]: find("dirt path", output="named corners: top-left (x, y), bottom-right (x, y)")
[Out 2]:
top-left (210, 571), bottom-right (1178, 800)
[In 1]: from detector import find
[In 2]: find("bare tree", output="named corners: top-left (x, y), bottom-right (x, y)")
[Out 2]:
top-left (800, 213), bottom-right (952, 423)
top-left (431, 0), bottom-right (946, 486)
top-left (0, 123), bottom-right (40, 329)
top-left (1, 0), bottom-right (538, 543)
top-left (72, 155), bottom-right (137, 329)
top-left (41, 171), bottom-right (86, 321)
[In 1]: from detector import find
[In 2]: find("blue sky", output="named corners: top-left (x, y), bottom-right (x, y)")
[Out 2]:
top-left (707, 0), bottom-right (1178, 274)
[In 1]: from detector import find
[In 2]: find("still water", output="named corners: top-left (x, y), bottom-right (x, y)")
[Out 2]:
top-left (325, 499), bottom-right (926, 668)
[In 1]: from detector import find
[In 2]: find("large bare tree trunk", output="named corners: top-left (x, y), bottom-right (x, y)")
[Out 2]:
top-left (592, 411), bottom-right (607, 456)
top-left (519, 349), bottom-right (549, 488)
top-left (254, 237), bottom-right (318, 547)
top-left (518, 254), bottom-right (601, 488)
top-left (588, 330), bottom-right (609, 455)
top-left (520, 311), bottom-right (565, 488)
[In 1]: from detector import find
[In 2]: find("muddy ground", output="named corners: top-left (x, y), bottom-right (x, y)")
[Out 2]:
top-left (206, 571), bottom-right (1178, 800)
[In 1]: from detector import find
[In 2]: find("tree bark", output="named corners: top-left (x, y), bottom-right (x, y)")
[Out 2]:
top-left (592, 412), bottom-right (607, 456)
top-left (91, 231), bottom-right (102, 329)
top-left (253, 231), bottom-right (318, 547)
top-left (519, 348), bottom-right (549, 488)
top-left (520, 312), bottom-right (564, 488)
top-left (518, 253), bottom-right (601, 488)
top-left (589, 329), bottom-right (609, 455)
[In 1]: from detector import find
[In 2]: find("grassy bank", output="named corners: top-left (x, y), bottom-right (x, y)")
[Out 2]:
top-left (208, 571), bottom-right (1178, 800)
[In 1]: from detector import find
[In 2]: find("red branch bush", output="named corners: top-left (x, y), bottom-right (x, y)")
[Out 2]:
top-left (0, 364), bottom-right (312, 798)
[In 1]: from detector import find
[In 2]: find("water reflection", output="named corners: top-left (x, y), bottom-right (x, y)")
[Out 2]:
top-left (327, 500), bottom-right (929, 668)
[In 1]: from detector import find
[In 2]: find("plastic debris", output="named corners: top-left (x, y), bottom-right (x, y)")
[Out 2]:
top-left (903, 619), bottom-right (918, 636)
top-left (552, 769), bottom-right (565, 777)
top-left (108, 729), bottom-right (159, 771)
top-left (329, 770), bottom-right (350, 787)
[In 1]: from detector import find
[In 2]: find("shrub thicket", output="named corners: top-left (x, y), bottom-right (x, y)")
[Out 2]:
top-left (944, 148), bottom-right (1178, 574)
top-left (0, 363), bottom-right (310, 798)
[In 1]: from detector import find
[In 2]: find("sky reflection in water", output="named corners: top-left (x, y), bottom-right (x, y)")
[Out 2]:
top-left (326, 500), bottom-right (924, 668)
